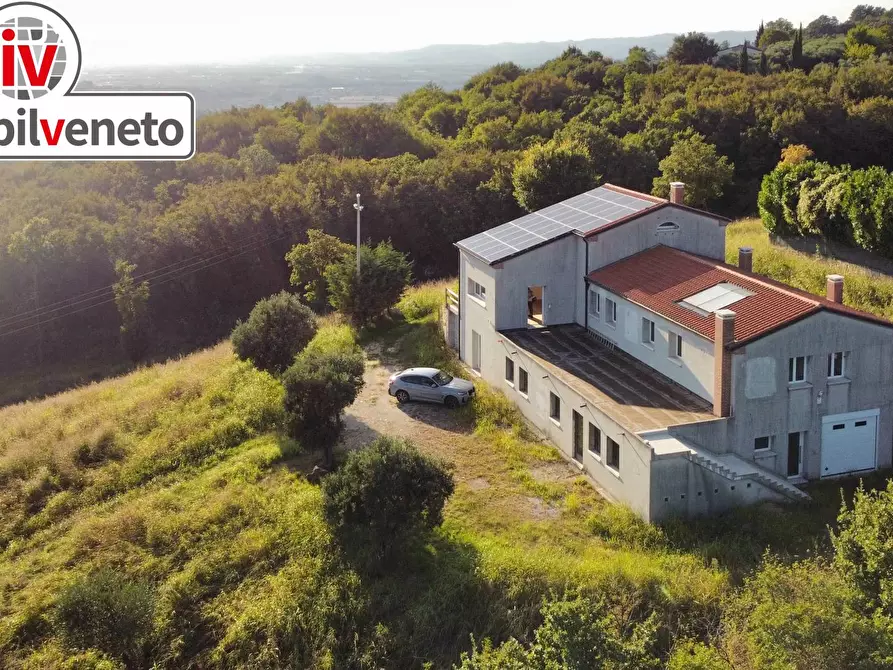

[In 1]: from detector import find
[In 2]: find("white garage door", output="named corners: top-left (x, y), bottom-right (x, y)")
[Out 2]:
top-left (821, 410), bottom-right (878, 477)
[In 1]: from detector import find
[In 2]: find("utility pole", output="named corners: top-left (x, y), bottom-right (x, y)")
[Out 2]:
top-left (353, 193), bottom-right (364, 275)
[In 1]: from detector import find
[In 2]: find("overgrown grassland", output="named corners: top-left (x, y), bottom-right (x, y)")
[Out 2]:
top-left (727, 218), bottom-right (893, 319)
top-left (0, 281), bottom-right (885, 668)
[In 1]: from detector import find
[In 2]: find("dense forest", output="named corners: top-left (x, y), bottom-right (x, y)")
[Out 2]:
top-left (2, 5), bottom-right (893, 401)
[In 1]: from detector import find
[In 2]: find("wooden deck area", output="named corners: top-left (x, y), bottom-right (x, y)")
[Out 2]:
top-left (502, 325), bottom-right (716, 433)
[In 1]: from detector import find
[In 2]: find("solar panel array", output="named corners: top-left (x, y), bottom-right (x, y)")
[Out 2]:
top-left (456, 186), bottom-right (657, 264)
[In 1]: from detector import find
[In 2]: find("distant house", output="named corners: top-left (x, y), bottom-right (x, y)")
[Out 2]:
top-left (713, 43), bottom-right (763, 64)
top-left (450, 182), bottom-right (893, 522)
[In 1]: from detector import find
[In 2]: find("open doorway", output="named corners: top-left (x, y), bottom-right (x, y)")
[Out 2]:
top-left (527, 286), bottom-right (544, 328)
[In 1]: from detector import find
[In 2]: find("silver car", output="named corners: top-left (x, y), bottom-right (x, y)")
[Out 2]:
top-left (388, 367), bottom-right (475, 408)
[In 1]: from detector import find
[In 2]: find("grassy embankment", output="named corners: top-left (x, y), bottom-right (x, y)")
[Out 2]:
top-left (2, 220), bottom-right (892, 666)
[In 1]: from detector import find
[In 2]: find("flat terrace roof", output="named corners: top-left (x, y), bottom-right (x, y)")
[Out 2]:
top-left (502, 325), bottom-right (716, 433)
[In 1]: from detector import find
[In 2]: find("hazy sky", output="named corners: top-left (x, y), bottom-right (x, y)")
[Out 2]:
top-left (48, 0), bottom-right (863, 66)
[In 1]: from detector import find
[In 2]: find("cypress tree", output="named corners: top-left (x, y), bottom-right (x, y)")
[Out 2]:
top-left (756, 20), bottom-right (765, 48)
top-left (759, 51), bottom-right (769, 75)
top-left (739, 41), bottom-right (750, 74)
top-left (791, 24), bottom-right (803, 69)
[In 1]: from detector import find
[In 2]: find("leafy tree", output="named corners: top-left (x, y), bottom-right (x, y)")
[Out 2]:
top-left (300, 106), bottom-right (431, 159)
top-left (758, 27), bottom-right (791, 48)
top-left (254, 117), bottom-right (303, 164)
top-left (766, 18), bottom-right (795, 33)
top-left (797, 167), bottom-right (851, 239)
top-left (282, 346), bottom-right (365, 466)
top-left (512, 138), bottom-right (599, 212)
top-left (842, 166), bottom-right (892, 252)
top-left (806, 15), bottom-right (842, 38)
top-left (850, 4), bottom-right (889, 24)
top-left (321, 436), bottom-right (454, 564)
top-left (666, 32), bottom-right (720, 64)
top-left (285, 230), bottom-right (353, 311)
top-left (55, 569), bottom-right (155, 667)
top-left (457, 593), bottom-right (660, 669)
top-left (231, 291), bottom-right (318, 375)
top-left (112, 260), bottom-right (150, 363)
top-left (652, 134), bottom-right (734, 208)
top-left (325, 241), bottom-right (412, 326)
top-left (420, 101), bottom-right (466, 138)
top-left (237, 143), bottom-right (279, 177)
top-left (626, 46), bottom-right (658, 74)
top-left (780, 144), bottom-right (814, 164)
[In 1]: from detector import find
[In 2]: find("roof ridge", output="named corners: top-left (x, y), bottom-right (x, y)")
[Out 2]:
top-left (601, 183), bottom-right (667, 205)
top-left (663, 246), bottom-right (822, 307)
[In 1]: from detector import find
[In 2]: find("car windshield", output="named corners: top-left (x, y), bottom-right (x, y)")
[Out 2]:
top-left (432, 371), bottom-right (453, 386)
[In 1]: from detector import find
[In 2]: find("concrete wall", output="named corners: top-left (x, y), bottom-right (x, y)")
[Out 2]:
top-left (587, 286), bottom-right (716, 402)
top-left (586, 207), bottom-right (726, 273)
top-left (672, 310), bottom-right (893, 478)
top-left (495, 234), bottom-right (581, 331)
top-left (493, 336), bottom-right (655, 519)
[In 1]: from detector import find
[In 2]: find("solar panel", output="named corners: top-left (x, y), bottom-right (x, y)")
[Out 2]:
top-left (456, 185), bottom-right (658, 264)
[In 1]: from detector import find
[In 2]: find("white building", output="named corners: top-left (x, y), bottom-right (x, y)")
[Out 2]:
top-left (452, 183), bottom-right (893, 521)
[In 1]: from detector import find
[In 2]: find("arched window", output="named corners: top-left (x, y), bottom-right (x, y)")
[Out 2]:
top-left (657, 221), bottom-right (680, 232)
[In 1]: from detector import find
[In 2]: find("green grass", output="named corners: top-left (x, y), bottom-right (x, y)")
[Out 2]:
top-left (727, 218), bottom-right (893, 319)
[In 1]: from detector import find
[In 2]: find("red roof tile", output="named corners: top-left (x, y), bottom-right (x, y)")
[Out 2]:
top-left (587, 245), bottom-right (893, 348)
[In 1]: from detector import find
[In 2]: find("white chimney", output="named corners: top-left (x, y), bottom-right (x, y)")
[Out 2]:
top-left (669, 182), bottom-right (685, 205)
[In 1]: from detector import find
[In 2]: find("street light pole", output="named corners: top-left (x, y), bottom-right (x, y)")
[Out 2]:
top-left (353, 193), bottom-right (364, 276)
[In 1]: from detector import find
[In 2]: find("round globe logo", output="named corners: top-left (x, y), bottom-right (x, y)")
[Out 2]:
top-left (0, 2), bottom-right (80, 103)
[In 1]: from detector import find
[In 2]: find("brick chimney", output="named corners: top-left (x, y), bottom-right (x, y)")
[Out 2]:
top-left (713, 310), bottom-right (736, 418)
top-left (826, 274), bottom-right (844, 303)
top-left (738, 247), bottom-right (753, 273)
top-left (669, 182), bottom-right (685, 205)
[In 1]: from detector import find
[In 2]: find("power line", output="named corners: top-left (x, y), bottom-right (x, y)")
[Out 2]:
top-left (0, 232), bottom-right (290, 339)
top-left (0, 227), bottom-right (286, 329)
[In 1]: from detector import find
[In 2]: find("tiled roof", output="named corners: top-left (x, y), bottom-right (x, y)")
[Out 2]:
top-left (587, 245), bottom-right (893, 348)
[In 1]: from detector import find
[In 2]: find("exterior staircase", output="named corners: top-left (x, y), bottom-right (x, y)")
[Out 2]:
top-left (686, 448), bottom-right (811, 502)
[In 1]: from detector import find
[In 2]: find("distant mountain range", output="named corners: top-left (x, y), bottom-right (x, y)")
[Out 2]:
top-left (281, 31), bottom-right (756, 68)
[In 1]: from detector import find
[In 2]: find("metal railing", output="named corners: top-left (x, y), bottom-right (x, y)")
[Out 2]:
top-left (445, 288), bottom-right (459, 312)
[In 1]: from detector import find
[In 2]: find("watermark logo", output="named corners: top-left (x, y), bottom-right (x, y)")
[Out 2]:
top-left (0, 2), bottom-right (194, 160)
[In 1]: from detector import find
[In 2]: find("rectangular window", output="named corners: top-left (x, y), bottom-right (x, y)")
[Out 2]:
top-left (828, 352), bottom-right (845, 378)
top-left (588, 290), bottom-right (601, 318)
top-left (505, 357), bottom-right (514, 384)
top-left (641, 317), bottom-right (655, 345)
top-left (549, 392), bottom-right (560, 422)
top-left (669, 332), bottom-right (683, 359)
top-left (467, 278), bottom-right (486, 303)
top-left (589, 423), bottom-right (601, 456)
top-left (754, 436), bottom-right (772, 451)
top-left (518, 368), bottom-right (528, 395)
top-left (606, 437), bottom-right (620, 470)
top-left (606, 298), bottom-right (617, 325)
top-left (789, 356), bottom-right (807, 383)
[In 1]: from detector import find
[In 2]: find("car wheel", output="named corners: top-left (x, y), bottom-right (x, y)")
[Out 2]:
top-left (444, 396), bottom-right (459, 409)
top-left (395, 390), bottom-right (410, 404)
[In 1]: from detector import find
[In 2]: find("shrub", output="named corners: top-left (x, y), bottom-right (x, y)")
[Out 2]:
top-left (843, 166), bottom-right (891, 253)
top-left (231, 291), bottom-right (317, 375)
top-left (55, 569), bottom-right (155, 666)
top-left (325, 241), bottom-right (413, 326)
top-left (796, 166), bottom-right (851, 240)
top-left (282, 347), bottom-right (365, 465)
top-left (322, 437), bottom-right (454, 564)
top-left (586, 504), bottom-right (666, 550)
top-left (285, 230), bottom-right (353, 311)
top-left (456, 593), bottom-right (660, 669)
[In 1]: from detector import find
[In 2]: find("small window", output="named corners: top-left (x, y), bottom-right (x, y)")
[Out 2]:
top-left (641, 317), bottom-right (655, 345)
top-left (505, 357), bottom-right (514, 384)
top-left (828, 352), bottom-right (845, 378)
top-left (588, 290), bottom-right (601, 318)
top-left (754, 436), bottom-right (772, 451)
top-left (518, 368), bottom-right (528, 395)
top-left (549, 392), bottom-right (560, 422)
top-left (606, 437), bottom-right (620, 470)
top-left (657, 221), bottom-right (680, 231)
top-left (833, 424), bottom-right (845, 430)
top-left (855, 420), bottom-right (868, 427)
top-left (467, 278), bottom-right (486, 303)
top-left (606, 298), bottom-right (617, 325)
top-left (589, 423), bottom-right (601, 455)
top-left (669, 332), bottom-right (683, 359)
top-left (789, 356), bottom-right (807, 383)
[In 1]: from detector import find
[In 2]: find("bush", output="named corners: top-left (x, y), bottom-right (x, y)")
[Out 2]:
top-left (282, 346), bottom-right (365, 465)
top-left (586, 504), bottom-right (666, 550)
top-left (457, 593), bottom-right (660, 669)
top-left (55, 569), bottom-right (155, 666)
top-left (285, 230), bottom-right (353, 312)
top-left (796, 166), bottom-right (851, 240)
top-left (231, 291), bottom-right (318, 375)
top-left (843, 166), bottom-right (891, 253)
top-left (322, 437), bottom-right (454, 564)
top-left (325, 241), bottom-right (413, 326)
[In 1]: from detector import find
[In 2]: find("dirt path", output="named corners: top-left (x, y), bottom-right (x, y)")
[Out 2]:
top-left (340, 340), bottom-right (593, 523)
